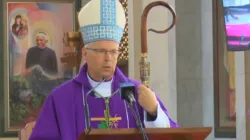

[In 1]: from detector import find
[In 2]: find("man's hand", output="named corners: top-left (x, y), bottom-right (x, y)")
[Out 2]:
top-left (137, 84), bottom-right (158, 115)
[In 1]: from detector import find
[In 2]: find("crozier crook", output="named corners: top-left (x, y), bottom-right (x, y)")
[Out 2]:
top-left (140, 1), bottom-right (177, 87)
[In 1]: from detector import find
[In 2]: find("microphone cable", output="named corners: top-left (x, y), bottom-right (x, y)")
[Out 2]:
top-left (83, 77), bottom-right (106, 140)
top-left (128, 103), bottom-right (149, 140)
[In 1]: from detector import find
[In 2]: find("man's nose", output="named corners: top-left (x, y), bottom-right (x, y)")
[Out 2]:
top-left (104, 52), bottom-right (112, 60)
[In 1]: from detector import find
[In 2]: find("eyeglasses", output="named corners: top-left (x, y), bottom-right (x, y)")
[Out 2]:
top-left (86, 48), bottom-right (120, 56)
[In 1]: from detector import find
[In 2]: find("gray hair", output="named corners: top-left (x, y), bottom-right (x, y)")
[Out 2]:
top-left (36, 32), bottom-right (48, 41)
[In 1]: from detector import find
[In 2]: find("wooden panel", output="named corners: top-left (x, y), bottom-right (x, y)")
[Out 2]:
top-left (78, 127), bottom-right (212, 140)
top-left (244, 51), bottom-right (250, 140)
top-left (213, 0), bottom-right (236, 138)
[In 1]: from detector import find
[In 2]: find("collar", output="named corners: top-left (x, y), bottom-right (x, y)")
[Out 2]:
top-left (87, 72), bottom-right (113, 87)
top-left (36, 46), bottom-right (47, 50)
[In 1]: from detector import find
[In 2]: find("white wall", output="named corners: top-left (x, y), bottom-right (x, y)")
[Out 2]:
top-left (201, 0), bottom-right (215, 139)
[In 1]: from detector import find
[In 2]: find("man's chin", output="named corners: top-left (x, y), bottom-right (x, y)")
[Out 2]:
top-left (101, 72), bottom-right (114, 80)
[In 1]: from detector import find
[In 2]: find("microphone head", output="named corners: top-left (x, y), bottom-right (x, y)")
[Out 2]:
top-left (119, 82), bottom-right (135, 100)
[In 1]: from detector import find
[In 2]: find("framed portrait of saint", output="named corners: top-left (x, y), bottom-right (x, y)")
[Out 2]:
top-left (0, 0), bottom-right (81, 137)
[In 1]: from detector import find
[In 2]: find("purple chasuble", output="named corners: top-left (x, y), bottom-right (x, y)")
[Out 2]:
top-left (29, 64), bottom-right (178, 140)
top-left (81, 73), bottom-right (139, 129)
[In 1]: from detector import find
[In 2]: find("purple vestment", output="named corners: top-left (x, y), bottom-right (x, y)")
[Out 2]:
top-left (29, 64), bottom-right (178, 140)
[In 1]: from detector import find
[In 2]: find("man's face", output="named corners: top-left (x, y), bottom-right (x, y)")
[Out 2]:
top-left (36, 36), bottom-right (47, 48)
top-left (82, 40), bottom-right (120, 81)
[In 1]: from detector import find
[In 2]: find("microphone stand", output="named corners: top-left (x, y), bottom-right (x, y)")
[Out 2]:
top-left (84, 77), bottom-right (106, 140)
top-left (127, 93), bottom-right (149, 140)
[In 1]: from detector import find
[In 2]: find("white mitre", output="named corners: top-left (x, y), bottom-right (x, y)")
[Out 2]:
top-left (78, 0), bottom-right (126, 45)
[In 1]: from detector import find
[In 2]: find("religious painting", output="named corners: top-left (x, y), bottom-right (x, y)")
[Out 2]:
top-left (0, 0), bottom-right (81, 137)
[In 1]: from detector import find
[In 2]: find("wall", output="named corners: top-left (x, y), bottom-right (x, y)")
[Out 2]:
top-left (201, 0), bottom-right (215, 139)
top-left (175, 0), bottom-right (203, 127)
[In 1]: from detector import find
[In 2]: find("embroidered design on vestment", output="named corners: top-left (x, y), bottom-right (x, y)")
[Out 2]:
top-left (91, 110), bottom-right (122, 128)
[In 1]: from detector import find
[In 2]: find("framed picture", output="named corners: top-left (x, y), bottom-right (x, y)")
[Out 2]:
top-left (0, 0), bottom-right (81, 137)
top-left (212, 0), bottom-right (250, 138)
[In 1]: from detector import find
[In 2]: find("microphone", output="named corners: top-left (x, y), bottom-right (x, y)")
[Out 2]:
top-left (120, 82), bottom-right (149, 140)
top-left (84, 77), bottom-right (106, 139)
top-left (120, 82), bottom-right (136, 105)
